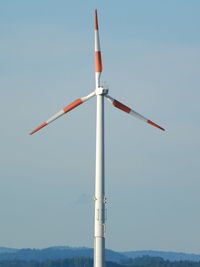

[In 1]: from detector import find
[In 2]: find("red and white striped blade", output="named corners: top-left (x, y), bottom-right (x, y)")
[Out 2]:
top-left (94, 9), bottom-right (102, 73)
top-left (106, 95), bottom-right (165, 131)
top-left (29, 92), bottom-right (95, 135)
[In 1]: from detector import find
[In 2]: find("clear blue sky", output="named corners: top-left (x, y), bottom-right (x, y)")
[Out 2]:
top-left (1, 0), bottom-right (200, 254)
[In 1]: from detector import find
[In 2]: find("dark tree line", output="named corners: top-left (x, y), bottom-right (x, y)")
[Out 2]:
top-left (0, 257), bottom-right (200, 267)
top-left (121, 256), bottom-right (200, 267)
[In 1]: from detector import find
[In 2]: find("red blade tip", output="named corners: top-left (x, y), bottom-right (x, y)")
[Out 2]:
top-left (147, 120), bottom-right (165, 131)
top-left (95, 9), bottom-right (98, 30)
top-left (29, 122), bottom-right (47, 135)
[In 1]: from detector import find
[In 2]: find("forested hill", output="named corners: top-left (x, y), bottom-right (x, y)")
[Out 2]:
top-left (0, 247), bottom-right (200, 263)
top-left (0, 247), bottom-right (125, 262)
top-left (123, 250), bottom-right (200, 262)
top-left (0, 257), bottom-right (200, 267)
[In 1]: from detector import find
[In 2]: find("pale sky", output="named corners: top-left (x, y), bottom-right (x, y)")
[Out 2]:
top-left (1, 0), bottom-right (200, 254)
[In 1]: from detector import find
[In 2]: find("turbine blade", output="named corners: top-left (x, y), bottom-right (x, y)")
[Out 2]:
top-left (106, 95), bottom-right (165, 131)
top-left (95, 9), bottom-right (102, 87)
top-left (29, 92), bottom-right (95, 135)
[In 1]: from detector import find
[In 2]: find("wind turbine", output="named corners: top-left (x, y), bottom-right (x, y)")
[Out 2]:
top-left (30, 9), bottom-right (165, 267)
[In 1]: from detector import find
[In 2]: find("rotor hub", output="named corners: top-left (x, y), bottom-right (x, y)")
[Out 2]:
top-left (95, 87), bottom-right (109, 95)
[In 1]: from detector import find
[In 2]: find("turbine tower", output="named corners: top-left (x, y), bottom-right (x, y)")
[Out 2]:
top-left (30, 9), bottom-right (165, 267)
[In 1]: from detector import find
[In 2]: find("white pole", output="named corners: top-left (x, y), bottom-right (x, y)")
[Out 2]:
top-left (94, 9), bottom-right (106, 267)
top-left (94, 89), bottom-right (105, 267)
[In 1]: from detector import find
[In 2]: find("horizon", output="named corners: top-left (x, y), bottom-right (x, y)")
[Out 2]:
top-left (0, 245), bottom-right (199, 256)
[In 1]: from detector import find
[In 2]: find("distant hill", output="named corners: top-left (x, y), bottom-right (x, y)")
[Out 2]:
top-left (0, 247), bottom-right (18, 254)
top-left (0, 246), bottom-right (199, 263)
top-left (123, 250), bottom-right (200, 262)
top-left (0, 247), bottom-right (126, 262)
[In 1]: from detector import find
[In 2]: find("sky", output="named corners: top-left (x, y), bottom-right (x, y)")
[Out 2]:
top-left (1, 0), bottom-right (200, 254)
